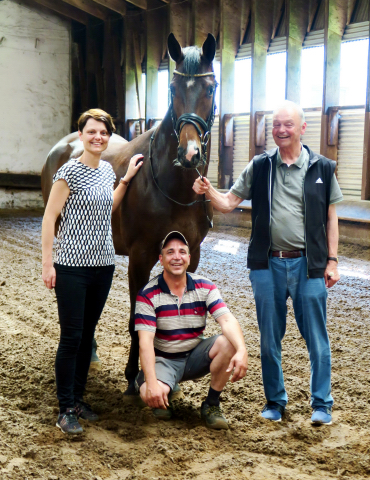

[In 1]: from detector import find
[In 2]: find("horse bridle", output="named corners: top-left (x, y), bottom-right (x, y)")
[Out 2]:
top-left (148, 69), bottom-right (217, 227)
top-left (170, 69), bottom-right (218, 167)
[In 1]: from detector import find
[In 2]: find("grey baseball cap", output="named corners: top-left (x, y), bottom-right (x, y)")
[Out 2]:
top-left (160, 231), bottom-right (189, 251)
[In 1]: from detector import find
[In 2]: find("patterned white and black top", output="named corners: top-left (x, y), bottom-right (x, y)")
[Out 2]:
top-left (53, 159), bottom-right (116, 267)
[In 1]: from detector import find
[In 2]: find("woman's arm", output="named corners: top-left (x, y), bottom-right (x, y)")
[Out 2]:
top-left (112, 154), bottom-right (144, 213)
top-left (41, 180), bottom-right (70, 289)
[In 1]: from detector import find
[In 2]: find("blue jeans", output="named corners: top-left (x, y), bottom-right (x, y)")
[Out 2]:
top-left (249, 255), bottom-right (333, 409)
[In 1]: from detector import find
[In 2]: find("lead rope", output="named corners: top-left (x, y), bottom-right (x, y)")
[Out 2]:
top-left (149, 129), bottom-right (213, 227)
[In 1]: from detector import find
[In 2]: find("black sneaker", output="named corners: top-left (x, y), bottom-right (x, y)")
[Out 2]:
top-left (75, 401), bottom-right (99, 421)
top-left (201, 401), bottom-right (229, 430)
top-left (56, 408), bottom-right (83, 434)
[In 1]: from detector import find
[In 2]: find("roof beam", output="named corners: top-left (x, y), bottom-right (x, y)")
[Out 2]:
top-left (59, 0), bottom-right (110, 20)
top-left (91, 0), bottom-right (126, 15)
top-left (126, 0), bottom-right (147, 8)
top-left (26, 0), bottom-right (89, 24)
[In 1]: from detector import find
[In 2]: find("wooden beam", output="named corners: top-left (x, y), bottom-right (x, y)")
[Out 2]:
top-left (285, 0), bottom-right (309, 103)
top-left (91, 0), bottom-right (126, 15)
top-left (25, 0), bottom-right (89, 24)
top-left (307, 0), bottom-right (320, 32)
top-left (240, 0), bottom-right (251, 45)
top-left (145, 0), bottom-right (166, 126)
top-left (192, 0), bottom-right (218, 46)
top-left (0, 173), bottom-right (41, 189)
top-left (219, 0), bottom-right (243, 188)
top-left (320, 0), bottom-right (348, 160)
top-left (126, 0), bottom-right (147, 8)
top-left (272, 0), bottom-right (285, 39)
top-left (361, 22), bottom-right (370, 199)
top-left (60, 0), bottom-right (110, 20)
top-left (249, 0), bottom-right (274, 159)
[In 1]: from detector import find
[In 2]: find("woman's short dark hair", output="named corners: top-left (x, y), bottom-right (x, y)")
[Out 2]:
top-left (77, 109), bottom-right (116, 136)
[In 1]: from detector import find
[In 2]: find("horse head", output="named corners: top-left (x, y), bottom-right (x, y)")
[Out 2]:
top-left (168, 33), bottom-right (217, 170)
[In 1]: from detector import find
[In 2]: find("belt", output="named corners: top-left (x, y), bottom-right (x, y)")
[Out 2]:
top-left (271, 249), bottom-right (306, 258)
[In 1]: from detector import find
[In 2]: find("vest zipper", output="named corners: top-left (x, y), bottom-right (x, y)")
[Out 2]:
top-left (304, 161), bottom-right (312, 279)
top-left (268, 158), bottom-right (272, 266)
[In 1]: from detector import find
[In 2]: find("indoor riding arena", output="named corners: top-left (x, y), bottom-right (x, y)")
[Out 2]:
top-left (1, 0), bottom-right (370, 479)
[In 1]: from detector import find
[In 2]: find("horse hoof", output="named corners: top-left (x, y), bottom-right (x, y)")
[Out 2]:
top-left (122, 383), bottom-right (146, 407)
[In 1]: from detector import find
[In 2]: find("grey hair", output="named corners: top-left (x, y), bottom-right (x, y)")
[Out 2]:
top-left (273, 100), bottom-right (305, 126)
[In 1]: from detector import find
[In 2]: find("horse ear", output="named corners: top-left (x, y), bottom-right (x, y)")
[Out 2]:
top-left (168, 33), bottom-right (183, 63)
top-left (202, 33), bottom-right (216, 64)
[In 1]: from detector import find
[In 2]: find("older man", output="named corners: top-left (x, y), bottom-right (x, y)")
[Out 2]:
top-left (193, 100), bottom-right (343, 425)
top-left (134, 231), bottom-right (248, 430)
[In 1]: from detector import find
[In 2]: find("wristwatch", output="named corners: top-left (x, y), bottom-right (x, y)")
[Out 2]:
top-left (327, 256), bottom-right (339, 263)
top-left (119, 177), bottom-right (129, 186)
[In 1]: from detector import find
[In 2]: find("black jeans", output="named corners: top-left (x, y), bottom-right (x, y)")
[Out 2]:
top-left (54, 263), bottom-right (115, 412)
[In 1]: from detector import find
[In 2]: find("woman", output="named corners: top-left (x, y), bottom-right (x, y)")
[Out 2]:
top-left (42, 109), bottom-right (143, 434)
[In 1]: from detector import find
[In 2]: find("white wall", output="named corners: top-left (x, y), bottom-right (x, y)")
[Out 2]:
top-left (0, 0), bottom-right (71, 208)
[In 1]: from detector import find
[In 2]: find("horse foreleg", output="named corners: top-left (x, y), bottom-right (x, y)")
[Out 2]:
top-left (124, 250), bottom-right (157, 394)
top-left (188, 246), bottom-right (200, 273)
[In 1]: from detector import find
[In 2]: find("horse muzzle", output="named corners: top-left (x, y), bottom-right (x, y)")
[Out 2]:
top-left (177, 143), bottom-right (202, 168)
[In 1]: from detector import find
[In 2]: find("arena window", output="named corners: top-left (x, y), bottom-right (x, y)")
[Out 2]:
top-left (339, 39), bottom-right (369, 106)
top-left (300, 46), bottom-right (324, 108)
top-left (266, 51), bottom-right (286, 110)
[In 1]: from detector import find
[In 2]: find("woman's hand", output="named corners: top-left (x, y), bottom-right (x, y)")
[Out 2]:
top-left (125, 154), bottom-right (144, 182)
top-left (42, 264), bottom-right (56, 289)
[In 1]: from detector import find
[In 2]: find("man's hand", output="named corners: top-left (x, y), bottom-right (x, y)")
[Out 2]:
top-left (142, 381), bottom-right (170, 409)
top-left (193, 176), bottom-right (210, 195)
top-left (226, 348), bottom-right (248, 383)
top-left (325, 260), bottom-right (340, 288)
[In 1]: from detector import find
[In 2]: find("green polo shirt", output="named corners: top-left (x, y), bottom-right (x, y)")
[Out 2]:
top-left (230, 145), bottom-right (343, 251)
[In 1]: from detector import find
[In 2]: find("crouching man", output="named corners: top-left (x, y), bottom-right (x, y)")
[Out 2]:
top-left (134, 231), bottom-right (248, 430)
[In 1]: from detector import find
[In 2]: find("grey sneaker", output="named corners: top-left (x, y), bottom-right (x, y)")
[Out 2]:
top-left (201, 402), bottom-right (229, 430)
top-left (56, 408), bottom-right (83, 434)
top-left (75, 400), bottom-right (99, 422)
top-left (311, 407), bottom-right (332, 425)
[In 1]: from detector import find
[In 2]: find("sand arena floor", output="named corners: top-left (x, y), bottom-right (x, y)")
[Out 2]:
top-left (0, 210), bottom-right (369, 480)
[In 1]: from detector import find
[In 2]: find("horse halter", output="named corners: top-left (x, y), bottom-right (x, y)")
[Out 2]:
top-left (170, 69), bottom-right (218, 164)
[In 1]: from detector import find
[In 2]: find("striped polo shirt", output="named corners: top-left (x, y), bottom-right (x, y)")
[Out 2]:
top-left (134, 272), bottom-right (229, 358)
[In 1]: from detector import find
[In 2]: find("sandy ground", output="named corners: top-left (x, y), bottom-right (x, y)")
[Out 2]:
top-left (0, 210), bottom-right (369, 480)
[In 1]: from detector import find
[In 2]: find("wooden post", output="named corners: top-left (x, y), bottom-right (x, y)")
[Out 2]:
top-left (285, 0), bottom-right (308, 103)
top-left (219, 0), bottom-right (242, 188)
top-left (320, 0), bottom-right (347, 160)
top-left (146, 1), bottom-right (165, 128)
top-left (103, 18), bottom-right (117, 116)
top-left (124, 19), bottom-right (139, 138)
top-left (249, 0), bottom-right (274, 160)
top-left (192, 0), bottom-right (217, 46)
top-left (168, 0), bottom-right (191, 85)
top-left (362, 21), bottom-right (370, 199)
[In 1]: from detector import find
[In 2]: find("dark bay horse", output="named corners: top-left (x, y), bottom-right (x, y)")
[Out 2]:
top-left (41, 33), bottom-right (217, 394)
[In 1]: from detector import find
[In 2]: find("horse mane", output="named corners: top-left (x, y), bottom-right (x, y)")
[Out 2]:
top-left (182, 46), bottom-right (202, 76)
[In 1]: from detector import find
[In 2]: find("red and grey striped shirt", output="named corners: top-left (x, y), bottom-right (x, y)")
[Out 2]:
top-left (134, 272), bottom-right (229, 358)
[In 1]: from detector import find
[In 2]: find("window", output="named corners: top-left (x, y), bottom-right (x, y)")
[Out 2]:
top-left (234, 58), bottom-right (251, 113)
top-left (266, 52), bottom-right (286, 110)
top-left (213, 60), bottom-right (221, 113)
top-left (301, 46), bottom-right (324, 107)
top-left (157, 69), bottom-right (169, 118)
top-left (340, 39), bottom-right (369, 106)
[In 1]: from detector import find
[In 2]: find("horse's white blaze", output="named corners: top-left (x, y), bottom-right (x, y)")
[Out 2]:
top-left (185, 140), bottom-right (198, 161)
top-left (186, 79), bottom-right (195, 88)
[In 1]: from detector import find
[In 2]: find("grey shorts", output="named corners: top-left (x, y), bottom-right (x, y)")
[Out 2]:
top-left (136, 335), bottom-right (220, 391)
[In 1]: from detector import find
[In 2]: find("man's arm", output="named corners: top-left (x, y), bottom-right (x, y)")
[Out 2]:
top-left (325, 203), bottom-right (340, 288)
top-left (138, 330), bottom-right (170, 409)
top-left (216, 312), bottom-right (248, 382)
top-left (192, 177), bottom-right (243, 213)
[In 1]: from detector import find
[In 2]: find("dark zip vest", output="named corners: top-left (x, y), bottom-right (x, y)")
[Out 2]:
top-left (247, 145), bottom-right (336, 278)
